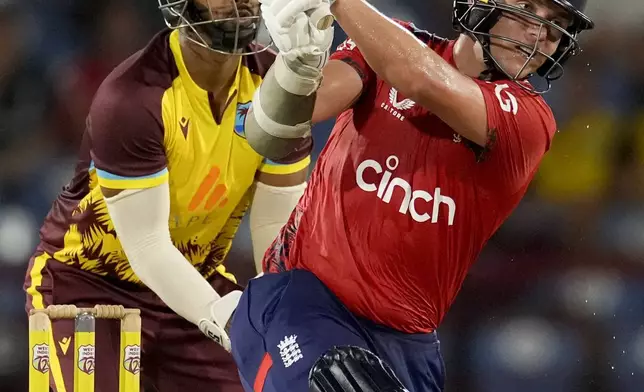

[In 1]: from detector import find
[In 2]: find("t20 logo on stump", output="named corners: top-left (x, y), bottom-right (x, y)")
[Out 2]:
top-left (32, 344), bottom-right (50, 373)
top-left (77, 345), bottom-right (95, 374)
top-left (123, 345), bottom-right (141, 374)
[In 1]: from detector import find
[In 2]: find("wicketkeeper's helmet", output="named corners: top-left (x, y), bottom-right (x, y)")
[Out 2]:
top-left (158, 0), bottom-right (271, 55)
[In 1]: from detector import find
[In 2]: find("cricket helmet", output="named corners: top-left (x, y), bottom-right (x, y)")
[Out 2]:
top-left (158, 0), bottom-right (270, 55)
top-left (453, 0), bottom-right (594, 93)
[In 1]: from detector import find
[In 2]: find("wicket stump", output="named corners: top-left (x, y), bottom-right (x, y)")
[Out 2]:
top-left (28, 304), bottom-right (142, 392)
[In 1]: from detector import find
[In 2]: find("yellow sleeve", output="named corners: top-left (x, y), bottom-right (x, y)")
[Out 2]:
top-left (95, 165), bottom-right (169, 189)
top-left (258, 156), bottom-right (311, 175)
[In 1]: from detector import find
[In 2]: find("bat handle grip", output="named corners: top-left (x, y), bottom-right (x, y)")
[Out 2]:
top-left (307, 3), bottom-right (334, 30)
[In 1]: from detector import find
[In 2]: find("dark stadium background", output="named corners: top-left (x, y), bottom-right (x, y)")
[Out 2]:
top-left (1, 0), bottom-right (643, 391)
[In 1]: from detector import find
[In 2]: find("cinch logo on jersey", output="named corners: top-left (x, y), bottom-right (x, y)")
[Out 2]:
top-left (356, 155), bottom-right (456, 225)
top-left (380, 88), bottom-right (415, 122)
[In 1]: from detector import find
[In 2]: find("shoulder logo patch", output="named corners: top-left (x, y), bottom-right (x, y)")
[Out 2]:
top-left (494, 84), bottom-right (518, 115)
top-left (234, 101), bottom-right (252, 137)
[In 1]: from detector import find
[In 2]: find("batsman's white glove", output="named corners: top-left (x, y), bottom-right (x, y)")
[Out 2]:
top-left (198, 290), bottom-right (243, 352)
top-left (261, 0), bottom-right (335, 95)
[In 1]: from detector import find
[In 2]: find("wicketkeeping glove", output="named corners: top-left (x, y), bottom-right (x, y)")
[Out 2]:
top-left (198, 290), bottom-right (243, 352)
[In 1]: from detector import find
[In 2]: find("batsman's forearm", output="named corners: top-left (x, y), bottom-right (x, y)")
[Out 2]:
top-left (245, 57), bottom-right (316, 161)
top-left (331, 0), bottom-right (452, 99)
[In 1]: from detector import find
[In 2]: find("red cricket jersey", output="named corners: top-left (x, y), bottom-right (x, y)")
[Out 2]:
top-left (264, 21), bottom-right (557, 333)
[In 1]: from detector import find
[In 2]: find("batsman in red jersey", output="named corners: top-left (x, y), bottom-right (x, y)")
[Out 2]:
top-left (229, 0), bottom-right (595, 391)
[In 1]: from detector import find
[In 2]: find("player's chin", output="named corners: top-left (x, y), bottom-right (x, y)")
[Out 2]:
top-left (502, 54), bottom-right (544, 80)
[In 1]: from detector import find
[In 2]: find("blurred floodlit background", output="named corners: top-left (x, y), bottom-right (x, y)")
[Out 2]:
top-left (1, 0), bottom-right (643, 391)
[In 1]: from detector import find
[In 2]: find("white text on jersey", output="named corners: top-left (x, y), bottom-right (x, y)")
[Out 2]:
top-left (356, 155), bottom-right (456, 225)
top-left (380, 88), bottom-right (416, 122)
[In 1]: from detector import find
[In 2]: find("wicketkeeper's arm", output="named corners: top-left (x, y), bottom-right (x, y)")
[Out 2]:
top-left (102, 184), bottom-right (238, 351)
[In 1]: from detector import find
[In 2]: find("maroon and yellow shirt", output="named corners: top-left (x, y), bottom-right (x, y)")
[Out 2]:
top-left (33, 29), bottom-right (310, 285)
